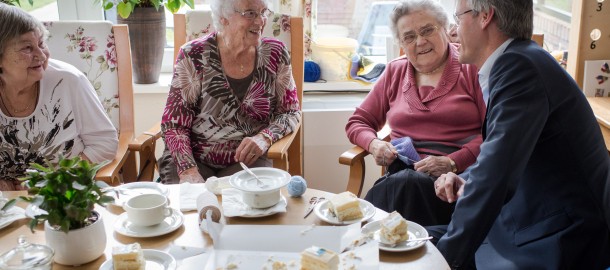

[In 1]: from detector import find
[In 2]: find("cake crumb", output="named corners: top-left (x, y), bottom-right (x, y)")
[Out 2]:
top-left (272, 261), bottom-right (287, 270)
top-left (226, 262), bottom-right (238, 270)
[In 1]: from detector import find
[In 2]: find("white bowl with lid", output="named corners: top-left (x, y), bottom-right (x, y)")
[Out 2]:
top-left (229, 167), bottom-right (290, 208)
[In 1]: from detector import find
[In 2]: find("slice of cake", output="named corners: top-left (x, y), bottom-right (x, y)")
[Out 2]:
top-left (112, 243), bottom-right (145, 270)
top-left (327, 191), bottom-right (363, 222)
top-left (300, 246), bottom-right (339, 270)
top-left (379, 211), bottom-right (409, 245)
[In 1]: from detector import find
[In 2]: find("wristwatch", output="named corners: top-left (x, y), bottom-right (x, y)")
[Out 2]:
top-left (449, 158), bottom-right (457, 173)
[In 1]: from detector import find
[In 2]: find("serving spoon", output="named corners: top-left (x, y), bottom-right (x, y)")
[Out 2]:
top-left (239, 162), bottom-right (268, 189)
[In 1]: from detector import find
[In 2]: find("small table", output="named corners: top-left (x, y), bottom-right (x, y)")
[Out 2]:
top-left (0, 186), bottom-right (449, 269)
top-left (587, 97), bottom-right (610, 152)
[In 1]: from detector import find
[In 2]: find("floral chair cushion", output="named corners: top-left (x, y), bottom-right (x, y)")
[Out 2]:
top-left (43, 21), bottom-right (120, 130)
top-left (185, 10), bottom-right (293, 53)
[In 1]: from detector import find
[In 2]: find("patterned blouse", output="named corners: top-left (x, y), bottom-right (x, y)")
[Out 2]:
top-left (162, 32), bottom-right (301, 174)
top-left (0, 59), bottom-right (118, 183)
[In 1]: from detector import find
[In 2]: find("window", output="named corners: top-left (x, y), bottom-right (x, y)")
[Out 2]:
top-left (317, 0), bottom-right (572, 60)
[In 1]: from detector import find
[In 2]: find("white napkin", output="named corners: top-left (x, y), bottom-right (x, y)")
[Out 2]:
top-left (221, 188), bottom-right (287, 217)
top-left (179, 182), bottom-right (207, 212)
top-left (205, 175), bottom-right (232, 195)
top-left (0, 206), bottom-right (26, 228)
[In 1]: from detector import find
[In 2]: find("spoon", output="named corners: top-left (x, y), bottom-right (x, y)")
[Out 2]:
top-left (239, 162), bottom-right (268, 189)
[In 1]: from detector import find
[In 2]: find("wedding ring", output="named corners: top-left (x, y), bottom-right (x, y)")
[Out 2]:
top-left (249, 153), bottom-right (256, 157)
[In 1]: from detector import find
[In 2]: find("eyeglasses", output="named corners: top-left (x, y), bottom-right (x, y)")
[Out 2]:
top-left (400, 25), bottom-right (439, 45)
top-left (234, 8), bottom-right (274, 20)
top-left (453, 9), bottom-right (474, 25)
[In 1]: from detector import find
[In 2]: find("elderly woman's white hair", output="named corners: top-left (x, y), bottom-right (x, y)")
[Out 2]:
top-left (389, 0), bottom-right (450, 41)
top-left (209, 0), bottom-right (273, 31)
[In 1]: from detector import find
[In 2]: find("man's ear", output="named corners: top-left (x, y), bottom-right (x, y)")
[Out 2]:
top-left (479, 8), bottom-right (495, 30)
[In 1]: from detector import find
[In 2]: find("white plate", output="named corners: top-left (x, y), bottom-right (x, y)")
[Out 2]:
top-left (238, 195), bottom-right (287, 218)
top-left (361, 220), bottom-right (429, 252)
top-left (109, 182), bottom-right (170, 206)
top-left (99, 249), bottom-right (177, 270)
top-left (313, 199), bottom-right (376, 225)
top-left (229, 167), bottom-right (290, 192)
top-left (0, 206), bottom-right (26, 230)
top-left (114, 209), bottom-right (184, 238)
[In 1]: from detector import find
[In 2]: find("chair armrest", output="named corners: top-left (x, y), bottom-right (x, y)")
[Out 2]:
top-left (128, 122), bottom-right (163, 182)
top-left (338, 133), bottom-right (391, 197)
top-left (268, 124), bottom-right (300, 160)
top-left (96, 131), bottom-right (136, 185)
top-left (129, 122), bottom-right (162, 151)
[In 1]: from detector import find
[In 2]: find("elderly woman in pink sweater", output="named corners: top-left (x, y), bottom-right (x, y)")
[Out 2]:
top-left (346, 0), bottom-right (486, 226)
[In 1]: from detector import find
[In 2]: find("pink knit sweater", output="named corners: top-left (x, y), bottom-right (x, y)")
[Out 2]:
top-left (345, 44), bottom-right (486, 172)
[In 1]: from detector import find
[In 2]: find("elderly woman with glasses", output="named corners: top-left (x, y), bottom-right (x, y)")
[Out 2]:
top-left (159, 0), bottom-right (301, 184)
top-left (346, 0), bottom-right (486, 227)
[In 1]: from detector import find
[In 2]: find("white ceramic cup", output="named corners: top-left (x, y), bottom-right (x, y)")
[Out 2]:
top-left (123, 193), bottom-right (173, 226)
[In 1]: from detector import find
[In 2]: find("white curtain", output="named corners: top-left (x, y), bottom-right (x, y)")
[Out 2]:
top-left (274, 0), bottom-right (317, 59)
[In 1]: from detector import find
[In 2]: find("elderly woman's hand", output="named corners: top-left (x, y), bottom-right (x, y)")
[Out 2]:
top-left (179, 167), bottom-right (206, 184)
top-left (414, 156), bottom-right (454, 177)
top-left (235, 134), bottom-right (271, 166)
top-left (368, 139), bottom-right (398, 166)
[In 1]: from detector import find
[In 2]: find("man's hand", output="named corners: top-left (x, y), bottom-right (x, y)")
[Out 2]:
top-left (434, 172), bottom-right (465, 203)
top-left (368, 139), bottom-right (398, 166)
top-left (179, 167), bottom-right (205, 184)
top-left (235, 134), bottom-right (271, 166)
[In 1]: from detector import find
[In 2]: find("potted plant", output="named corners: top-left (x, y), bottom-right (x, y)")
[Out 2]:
top-left (0, 0), bottom-right (33, 6)
top-left (99, 0), bottom-right (195, 83)
top-left (20, 156), bottom-right (115, 266)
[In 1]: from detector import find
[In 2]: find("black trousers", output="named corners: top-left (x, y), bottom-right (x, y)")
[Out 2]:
top-left (364, 160), bottom-right (455, 226)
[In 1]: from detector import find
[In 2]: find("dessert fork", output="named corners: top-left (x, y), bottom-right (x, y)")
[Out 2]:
top-left (303, 196), bottom-right (325, 218)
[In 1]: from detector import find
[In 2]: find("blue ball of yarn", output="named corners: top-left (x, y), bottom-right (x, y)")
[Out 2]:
top-left (287, 176), bottom-right (307, 197)
top-left (304, 61), bottom-right (321, 82)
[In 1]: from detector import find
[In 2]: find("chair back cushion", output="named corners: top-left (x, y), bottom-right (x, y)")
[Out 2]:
top-left (185, 10), bottom-right (293, 53)
top-left (43, 21), bottom-right (120, 129)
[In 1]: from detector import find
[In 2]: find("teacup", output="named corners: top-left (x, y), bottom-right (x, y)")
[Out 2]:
top-left (123, 194), bottom-right (172, 226)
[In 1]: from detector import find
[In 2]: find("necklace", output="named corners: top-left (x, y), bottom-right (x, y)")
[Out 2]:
top-left (417, 60), bottom-right (446, 75)
top-left (0, 82), bottom-right (39, 117)
top-left (222, 34), bottom-right (246, 74)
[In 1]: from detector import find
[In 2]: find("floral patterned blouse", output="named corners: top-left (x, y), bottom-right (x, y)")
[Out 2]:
top-left (162, 32), bottom-right (301, 174)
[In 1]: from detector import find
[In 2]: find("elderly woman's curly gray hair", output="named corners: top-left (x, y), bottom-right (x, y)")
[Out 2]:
top-left (209, 0), bottom-right (272, 32)
top-left (389, 0), bottom-right (449, 41)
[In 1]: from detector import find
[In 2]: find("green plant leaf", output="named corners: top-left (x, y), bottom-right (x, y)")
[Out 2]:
top-left (117, 1), bottom-right (134, 19)
top-left (1, 199), bottom-right (17, 212)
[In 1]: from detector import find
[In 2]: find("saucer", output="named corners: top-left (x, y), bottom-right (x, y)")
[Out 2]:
top-left (313, 199), bottom-right (375, 225)
top-left (109, 182), bottom-right (170, 206)
top-left (99, 249), bottom-right (177, 270)
top-left (114, 209), bottom-right (184, 238)
top-left (0, 206), bottom-right (26, 230)
top-left (361, 220), bottom-right (429, 252)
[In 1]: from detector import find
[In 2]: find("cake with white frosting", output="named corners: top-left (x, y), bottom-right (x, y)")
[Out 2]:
top-left (327, 191), bottom-right (363, 222)
top-left (300, 246), bottom-right (339, 270)
top-left (380, 211), bottom-right (409, 245)
top-left (112, 243), bottom-right (144, 270)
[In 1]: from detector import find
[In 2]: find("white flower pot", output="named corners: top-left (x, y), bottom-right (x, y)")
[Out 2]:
top-left (44, 211), bottom-right (106, 266)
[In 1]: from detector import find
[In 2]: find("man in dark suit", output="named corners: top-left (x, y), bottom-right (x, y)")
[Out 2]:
top-left (433, 0), bottom-right (610, 269)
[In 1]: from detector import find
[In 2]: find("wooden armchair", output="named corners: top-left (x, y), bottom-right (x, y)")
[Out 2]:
top-left (130, 10), bottom-right (305, 180)
top-left (44, 21), bottom-right (149, 185)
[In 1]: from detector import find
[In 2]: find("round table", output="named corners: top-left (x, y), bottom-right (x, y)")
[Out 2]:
top-left (0, 185), bottom-right (449, 269)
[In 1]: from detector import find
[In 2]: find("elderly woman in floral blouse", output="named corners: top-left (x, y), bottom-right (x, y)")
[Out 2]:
top-left (158, 0), bottom-right (301, 184)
